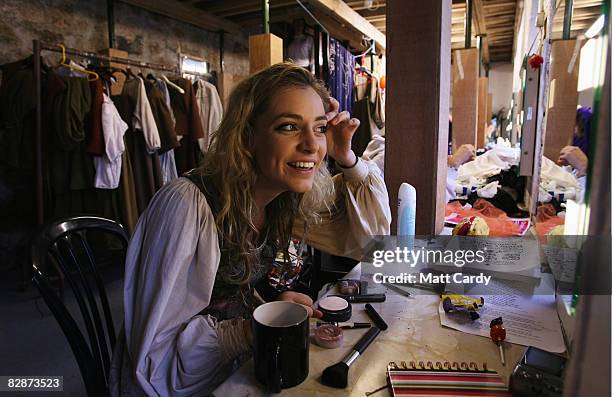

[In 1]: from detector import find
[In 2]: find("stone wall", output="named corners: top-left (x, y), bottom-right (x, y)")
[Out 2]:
top-left (0, 0), bottom-right (249, 277)
top-left (0, 0), bottom-right (249, 76)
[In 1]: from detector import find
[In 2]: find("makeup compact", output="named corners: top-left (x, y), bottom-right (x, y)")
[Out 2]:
top-left (313, 324), bottom-right (344, 349)
top-left (318, 296), bottom-right (352, 323)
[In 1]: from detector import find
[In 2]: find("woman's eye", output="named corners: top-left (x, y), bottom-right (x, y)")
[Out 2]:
top-left (277, 123), bottom-right (298, 132)
top-left (316, 125), bottom-right (328, 134)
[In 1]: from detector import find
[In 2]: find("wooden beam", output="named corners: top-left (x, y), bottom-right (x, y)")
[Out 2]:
top-left (543, 40), bottom-right (581, 160)
top-left (212, 0), bottom-right (296, 17)
top-left (358, 6), bottom-right (388, 18)
top-left (249, 33), bottom-right (283, 74)
top-left (311, 9), bottom-right (370, 50)
top-left (386, 0), bottom-right (451, 234)
top-left (473, 0), bottom-right (490, 64)
top-left (308, 0), bottom-right (386, 50)
top-left (477, 77), bottom-right (488, 148)
top-left (232, 8), bottom-right (308, 27)
top-left (452, 48), bottom-right (479, 150)
top-left (511, 0), bottom-right (523, 65)
top-left (119, 0), bottom-right (241, 33)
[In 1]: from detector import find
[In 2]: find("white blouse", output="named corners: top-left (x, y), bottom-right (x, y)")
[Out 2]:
top-left (110, 159), bottom-right (391, 396)
top-left (93, 94), bottom-right (128, 189)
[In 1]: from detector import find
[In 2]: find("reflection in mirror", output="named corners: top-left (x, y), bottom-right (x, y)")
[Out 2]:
top-left (538, 9), bottom-right (607, 237)
top-left (440, 3), bottom-right (607, 240)
top-left (444, 10), bottom-right (529, 239)
top-left (536, 4), bottom-right (608, 343)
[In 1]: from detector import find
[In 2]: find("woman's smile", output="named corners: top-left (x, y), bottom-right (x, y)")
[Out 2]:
top-left (251, 86), bottom-right (328, 201)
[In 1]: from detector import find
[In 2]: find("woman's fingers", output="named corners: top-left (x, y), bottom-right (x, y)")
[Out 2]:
top-left (326, 97), bottom-right (340, 121)
top-left (277, 291), bottom-right (321, 318)
top-left (289, 292), bottom-right (313, 306)
top-left (330, 110), bottom-right (351, 126)
top-left (296, 302), bottom-right (323, 318)
top-left (299, 304), bottom-right (323, 318)
top-left (338, 118), bottom-right (360, 139)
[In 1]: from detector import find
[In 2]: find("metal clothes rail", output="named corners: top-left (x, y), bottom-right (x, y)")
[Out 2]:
top-left (32, 40), bottom-right (206, 224)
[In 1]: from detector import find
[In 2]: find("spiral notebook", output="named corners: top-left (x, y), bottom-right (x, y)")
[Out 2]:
top-left (386, 361), bottom-right (511, 396)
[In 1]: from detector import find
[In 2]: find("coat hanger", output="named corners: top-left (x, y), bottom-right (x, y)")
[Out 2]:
top-left (95, 68), bottom-right (117, 85)
top-left (353, 38), bottom-right (375, 61)
top-left (122, 67), bottom-right (137, 79)
top-left (57, 44), bottom-right (99, 81)
top-left (161, 74), bottom-right (185, 94)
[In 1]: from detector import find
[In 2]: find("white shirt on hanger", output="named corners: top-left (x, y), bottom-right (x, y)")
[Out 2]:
top-left (130, 76), bottom-right (161, 153)
top-left (94, 93), bottom-right (128, 189)
top-left (194, 79), bottom-right (223, 154)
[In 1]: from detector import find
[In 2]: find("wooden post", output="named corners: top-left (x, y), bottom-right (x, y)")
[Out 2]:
top-left (543, 39), bottom-right (581, 161)
top-left (386, 0), bottom-right (452, 235)
top-left (477, 77), bottom-right (488, 148)
top-left (218, 72), bottom-right (247, 108)
top-left (452, 48), bottom-right (479, 152)
top-left (249, 33), bottom-right (283, 74)
top-left (487, 92), bottom-right (493, 135)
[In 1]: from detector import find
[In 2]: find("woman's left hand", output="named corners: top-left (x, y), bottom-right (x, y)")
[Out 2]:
top-left (325, 97), bottom-right (360, 167)
top-left (277, 291), bottom-right (323, 318)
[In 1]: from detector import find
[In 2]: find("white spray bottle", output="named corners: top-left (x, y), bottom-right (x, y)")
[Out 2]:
top-left (397, 183), bottom-right (416, 237)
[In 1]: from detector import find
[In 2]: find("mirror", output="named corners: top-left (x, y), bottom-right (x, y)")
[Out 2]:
top-left (535, 5), bottom-right (608, 337)
top-left (445, 0), bottom-right (530, 238)
top-left (538, 15), bottom-right (607, 235)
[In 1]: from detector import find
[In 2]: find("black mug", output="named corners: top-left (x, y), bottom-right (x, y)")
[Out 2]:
top-left (252, 301), bottom-right (309, 392)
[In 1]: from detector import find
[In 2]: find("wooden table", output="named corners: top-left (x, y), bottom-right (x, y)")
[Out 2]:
top-left (213, 265), bottom-right (528, 396)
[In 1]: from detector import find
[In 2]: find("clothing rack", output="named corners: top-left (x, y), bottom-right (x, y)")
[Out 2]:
top-left (32, 40), bottom-right (207, 224)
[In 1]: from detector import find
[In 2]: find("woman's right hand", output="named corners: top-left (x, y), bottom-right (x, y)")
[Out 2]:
top-left (449, 144), bottom-right (476, 168)
top-left (558, 146), bottom-right (588, 176)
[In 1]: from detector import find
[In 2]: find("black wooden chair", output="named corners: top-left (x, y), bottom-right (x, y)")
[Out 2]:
top-left (31, 216), bottom-right (128, 397)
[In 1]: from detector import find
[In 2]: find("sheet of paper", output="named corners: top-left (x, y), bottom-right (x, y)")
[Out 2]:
top-left (542, 245), bottom-right (578, 283)
top-left (432, 237), bottom-right (542, 283)
top-left (438, 278), bottom-right (566, 353)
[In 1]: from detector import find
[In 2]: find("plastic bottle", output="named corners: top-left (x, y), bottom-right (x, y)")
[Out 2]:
top-left (397, 183), bottom-right (416, 236)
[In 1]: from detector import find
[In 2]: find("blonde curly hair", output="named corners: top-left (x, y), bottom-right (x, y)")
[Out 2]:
top-left (196, 62), bottom-right (335, 284)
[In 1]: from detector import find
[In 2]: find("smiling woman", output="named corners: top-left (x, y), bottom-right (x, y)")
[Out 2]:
top-left (109, 62), bottom-right (391, 396)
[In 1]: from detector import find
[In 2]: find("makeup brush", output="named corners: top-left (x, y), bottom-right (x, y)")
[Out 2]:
top-left (321, 304), bottom-right (389, 388)
top-left (321, 326), bottom-right (381, 388)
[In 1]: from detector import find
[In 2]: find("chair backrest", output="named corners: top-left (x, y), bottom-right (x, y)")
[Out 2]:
top-left (31, 216), bottom-right (129, 397)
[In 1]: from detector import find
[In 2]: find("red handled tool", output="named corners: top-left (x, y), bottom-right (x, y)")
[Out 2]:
top-left (490, 317), bottom-right (506, 366)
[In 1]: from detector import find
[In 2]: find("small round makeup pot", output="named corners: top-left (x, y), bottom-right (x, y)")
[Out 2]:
top-left (313, 324), bottom-right (344, 349)
top-left (318, 296), bottom-right (352, 323)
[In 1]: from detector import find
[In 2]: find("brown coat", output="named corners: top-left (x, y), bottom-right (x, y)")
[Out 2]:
top-left (143, 79), bottom-right (178, 154)
top-left (86, 79), bottom-right (105, 156)
top-left (169, 78), bottom-right (205, 175)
